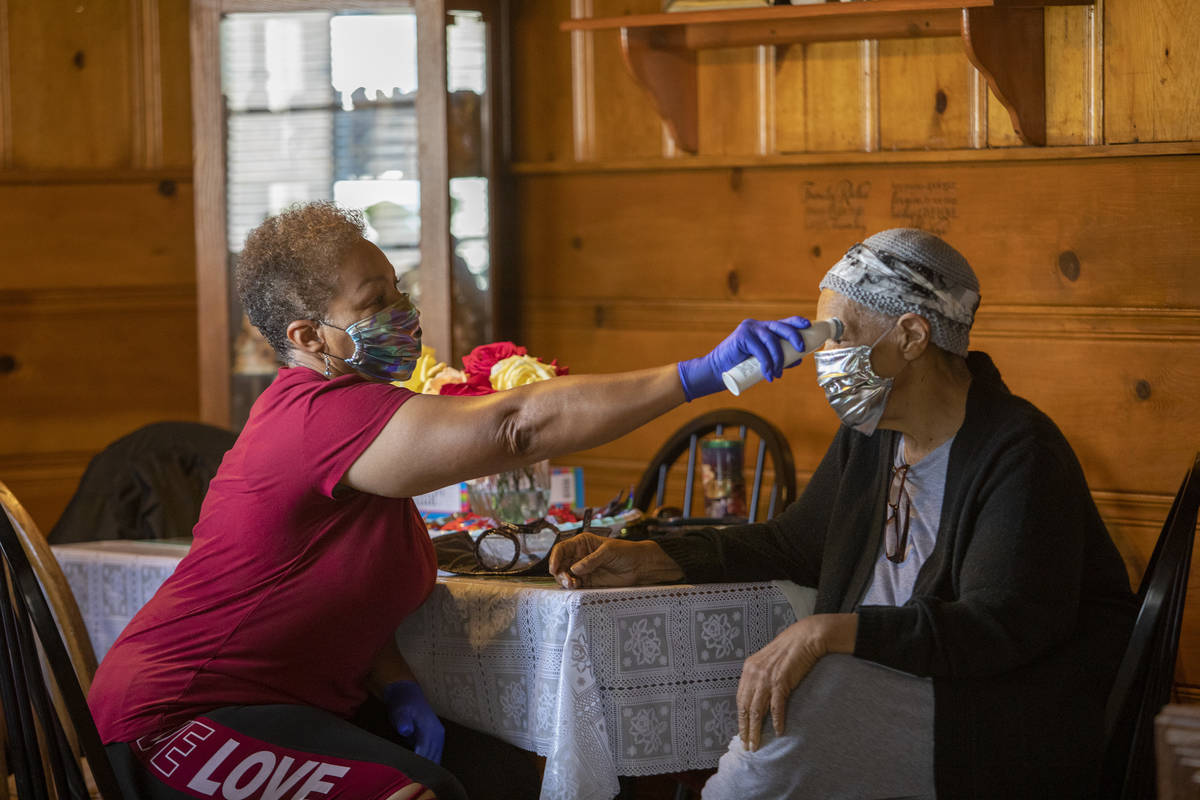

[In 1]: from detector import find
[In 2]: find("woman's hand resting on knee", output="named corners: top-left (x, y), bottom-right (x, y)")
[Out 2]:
top-left (736, 613), bottom-right (859, 752)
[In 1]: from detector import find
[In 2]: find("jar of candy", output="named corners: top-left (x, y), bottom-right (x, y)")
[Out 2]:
top-left (700, 439), bottom-right (747, 519)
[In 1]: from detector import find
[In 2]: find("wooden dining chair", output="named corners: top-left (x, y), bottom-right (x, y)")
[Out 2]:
top-left (633, 409), bottom-right (797, 524)
top-left (1100, 451), bottom-right (1200, 800)
top-left (0, 482), bottom-right (99, 692)
top-left (0, 480), bottom-right (114, 799)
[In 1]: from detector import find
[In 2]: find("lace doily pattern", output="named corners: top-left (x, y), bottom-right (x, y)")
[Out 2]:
top-left (53, 543), bottom-right (815, 800)
top-left (395, 578), bottom-right (809, 799)
top-left (52, 542), bottom-right (188, 661)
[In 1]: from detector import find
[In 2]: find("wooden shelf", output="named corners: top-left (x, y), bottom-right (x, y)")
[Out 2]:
top-left (507, 142), bottom-right (1200, 176)
top-left (561, 0), bottom-right (1093, 152)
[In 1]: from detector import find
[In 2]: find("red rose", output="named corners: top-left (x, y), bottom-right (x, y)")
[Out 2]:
top-left (549, 359), bottom-right (570, 377)
top-left (437, 373), bottom-right (494, 396)
top-left (462, 342), bottom-right (526, 378)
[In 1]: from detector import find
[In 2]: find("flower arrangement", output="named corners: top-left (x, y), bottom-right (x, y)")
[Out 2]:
top-left (397, 342), bottom-right (569, 523)
top-left (396, 341), bottom-right (568, 396)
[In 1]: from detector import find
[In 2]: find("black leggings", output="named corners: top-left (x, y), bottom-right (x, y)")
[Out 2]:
top-left (106, 705), bottom-right (468, 800)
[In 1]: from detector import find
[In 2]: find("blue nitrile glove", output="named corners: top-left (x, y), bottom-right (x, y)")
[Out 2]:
top-left (384, 680), bottom-right (445, 764)
top-left (676, 317), bottom-right (812, 401)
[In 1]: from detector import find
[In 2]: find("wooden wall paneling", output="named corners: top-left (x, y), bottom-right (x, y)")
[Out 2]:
top-left (0, 452), bottom-right (92, 538)
top-left (516, 157), bottom-right (1200, 308)
top-left (6, 0), bottom-right (135, 168)
top-left (0, 293), bottom-right (199, 456)
top-left (570, 0), bottom-right (594, 160)
top-left (805, 41), bottom-right (874, 152)
top-left (159, 0), bottom-right (195, 169)
top-left (1105, 0), bottom-right (1200, 144)
top-left (0, 0), bottom-right (11, 168)
top-left (517, 168), bottom-right (848, 302)
top-left (697, 45), bottom-right (770, 156)
top-left (774, 43), bottom-right (807, 153)
top-left (977, 334), bottom-right (1200, 497)
top-left (1043, 5), bottom-right (1095, 146)
top-left (0, 181), bottom-right (195, 290)
top-left (985, 87), bottom-right (1023, 147)
top-left (512, 0), bottom-right (574, 163)
top-left (130, 0), bottom-right (162, 168)
top-left (967, 64), bottom-right (988, 148)
top-left (516, 170), bottom-right (754, 301)
top-left (590, 0), bottom-right (663, 161)
top-left (877, 38), bottom-right (971, 152)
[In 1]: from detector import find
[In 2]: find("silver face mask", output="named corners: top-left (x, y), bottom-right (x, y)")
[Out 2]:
top-left (813, 328), bottom-right (895, 437)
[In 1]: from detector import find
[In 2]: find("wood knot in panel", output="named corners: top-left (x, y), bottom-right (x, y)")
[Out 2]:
top-left (593, 305), bottom-right (606, 328)
top-left (935, 90), bottom-right (948, 115)
top-left (570, 235), bottom-right (583, 250)
top-left (727, 269), bottom-right (740, 296)
top-left (729, 168), bottom-right (743, 193)
top-left (811, 245), bottom-right (821, 259)
top-left (0, 355), bottom-right (17, 374)
top-left (73, 51), bottom-right (85, 69)
top-left (158, 180), bottom-right (177, 197)
top-left (1135, 380), bottom-right (1152, 401)
top-left (1058, 250), bottom-right (1081, 282)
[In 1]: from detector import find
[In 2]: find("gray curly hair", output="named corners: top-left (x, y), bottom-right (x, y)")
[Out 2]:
top-left (235, 201), bottom-right (366, 360)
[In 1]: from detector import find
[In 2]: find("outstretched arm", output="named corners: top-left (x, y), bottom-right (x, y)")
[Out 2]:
top-left (344, 317), bottom-right (813, 498)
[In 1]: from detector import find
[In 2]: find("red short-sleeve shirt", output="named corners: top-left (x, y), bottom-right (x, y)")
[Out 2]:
top-left (88, 368), bottom-right (436, 744)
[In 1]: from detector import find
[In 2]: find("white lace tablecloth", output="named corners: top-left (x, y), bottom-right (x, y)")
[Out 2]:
top-left (52, 540), bottom-right (190, 661)
top-left (395, 576), bottom-right (816, 800)
top-left (52, 540), bottom-right (817, 800)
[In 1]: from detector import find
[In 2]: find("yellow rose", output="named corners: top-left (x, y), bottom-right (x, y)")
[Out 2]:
top-left (394, 346), bottom-right (446, 393)
top-left (490, 354), bottom-right (558, 391)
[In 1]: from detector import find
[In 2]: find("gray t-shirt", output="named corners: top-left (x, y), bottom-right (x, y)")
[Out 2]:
top-left (859, 433), bottom-right (954, 608)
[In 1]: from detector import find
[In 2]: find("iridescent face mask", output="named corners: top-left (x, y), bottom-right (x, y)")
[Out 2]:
top-left (813, 327), bottom-right (896, 437)
top-left (323, 296), bottom-right (422, 382)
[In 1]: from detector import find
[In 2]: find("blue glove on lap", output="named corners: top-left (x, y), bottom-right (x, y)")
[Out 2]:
top-left (384, 680), bottom-right (445, 764)
top-left (676, 317), bottom-right (812, 401)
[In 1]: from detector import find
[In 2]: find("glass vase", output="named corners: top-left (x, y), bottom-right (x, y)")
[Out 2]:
top-left (466, 460), bottom-right (551, 524)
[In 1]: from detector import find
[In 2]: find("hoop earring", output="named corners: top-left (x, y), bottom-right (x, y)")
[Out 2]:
top-left (322, 352), bottom-right (333, 379)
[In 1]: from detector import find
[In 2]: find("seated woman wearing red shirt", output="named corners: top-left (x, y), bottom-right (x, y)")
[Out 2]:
top-left (87, 201), bottom-right (812, 800)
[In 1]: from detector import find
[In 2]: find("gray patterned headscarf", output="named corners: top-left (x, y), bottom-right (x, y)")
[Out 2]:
top-left (818, 228), bottom-right (981, 356)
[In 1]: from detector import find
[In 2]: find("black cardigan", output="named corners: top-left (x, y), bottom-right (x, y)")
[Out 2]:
top-left (658, 352), bottom-right (1137, 798)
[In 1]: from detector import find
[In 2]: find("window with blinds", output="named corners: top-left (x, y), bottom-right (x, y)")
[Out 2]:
top-left (220, 9), bottom-right (493, 427)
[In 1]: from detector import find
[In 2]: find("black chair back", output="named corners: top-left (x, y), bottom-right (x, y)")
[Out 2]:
top-left (49, 421), bottom-right (237, 545)
top-left (1102, 451), bottom-right (1200, 799)
top-left (633, 409), bottom-right (796, 523)
top-left (0, 508), bottom-right (124, 799)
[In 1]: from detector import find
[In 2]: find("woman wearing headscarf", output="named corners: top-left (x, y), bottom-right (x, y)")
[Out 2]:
top-left (551, 228), bottom-right (1138, 799)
